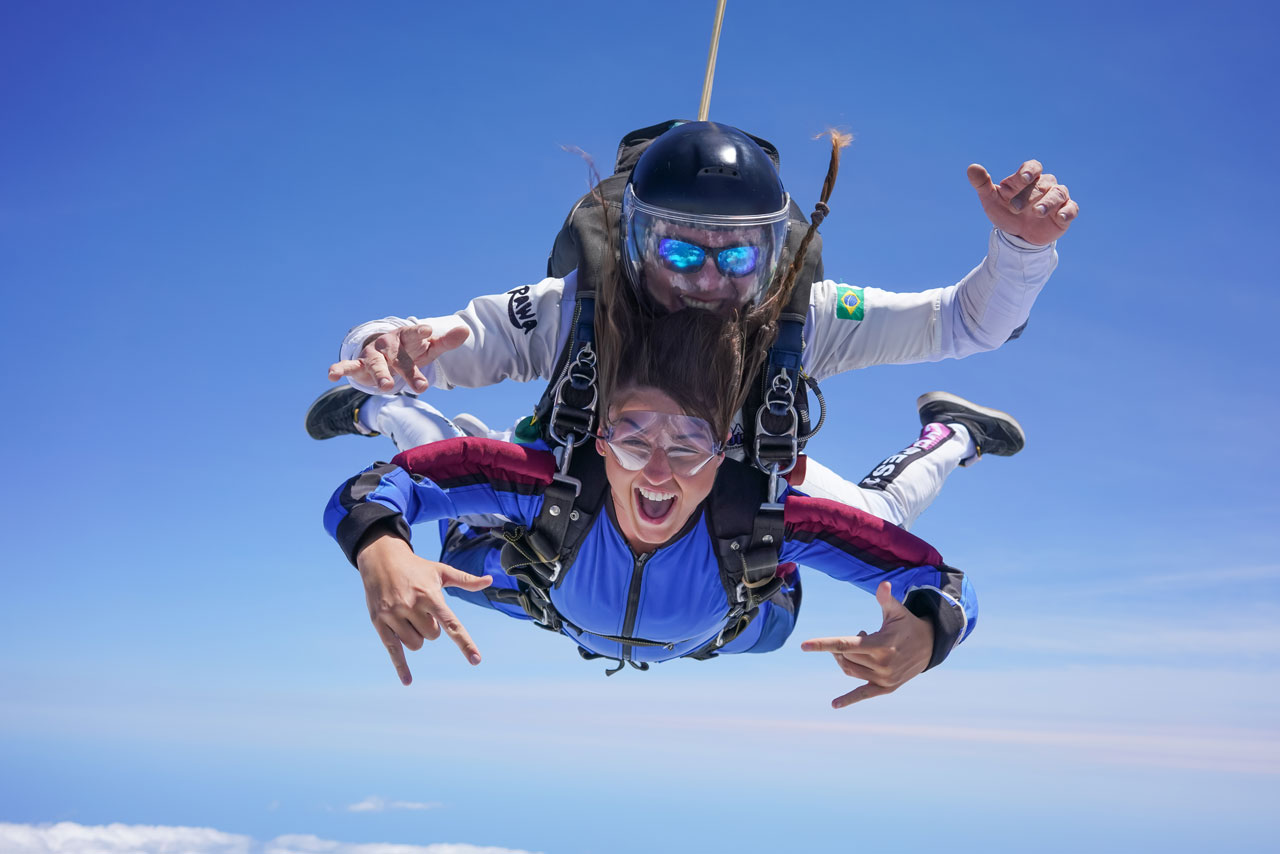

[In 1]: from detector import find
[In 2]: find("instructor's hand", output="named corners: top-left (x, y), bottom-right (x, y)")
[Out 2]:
top-left (968, 159), bottom-right (1079, 245)
top-left (801, 581), bottom-right (933, 709)
top-left (355, 532), bottom-right (493, 685)
top-left (329, 324), bottom-right (470, 393)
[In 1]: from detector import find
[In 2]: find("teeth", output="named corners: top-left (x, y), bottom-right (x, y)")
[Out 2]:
top-left (637, 486), bottom-right (675, 501)
top-left (679, 295), bottom-right (720, 310)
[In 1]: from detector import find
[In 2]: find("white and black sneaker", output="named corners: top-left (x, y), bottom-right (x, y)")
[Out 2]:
top-left (916, 391), bottom-right (1025, 458)
top-left (305, 386), bottom-right (376, 440)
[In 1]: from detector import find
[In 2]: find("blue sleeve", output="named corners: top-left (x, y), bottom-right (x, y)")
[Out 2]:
top-left (779, 493), bottom-right (977, 669)
top-left (323, 461), bottom-right (545, 565)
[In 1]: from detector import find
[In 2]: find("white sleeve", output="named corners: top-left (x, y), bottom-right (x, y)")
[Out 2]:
top-left (337, 273), bottom-right (576, 395)
top-left (801, 229), bottom-right (1058, 381)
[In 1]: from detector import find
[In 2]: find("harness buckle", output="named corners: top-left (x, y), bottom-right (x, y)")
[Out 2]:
top-left (548, 403), bottom-right (595, 448)
top-left (548, 343), bottom-right (598, 448)
top-left (520, 590), bottom-right (555, 630)
top-left (551, 447), bottom-right (583, 496)
top-left (753, 403), bottom-right (799, 476)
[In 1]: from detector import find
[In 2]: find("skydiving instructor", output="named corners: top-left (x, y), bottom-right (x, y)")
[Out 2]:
top-left (318, 122), bottom-right (1078, 522)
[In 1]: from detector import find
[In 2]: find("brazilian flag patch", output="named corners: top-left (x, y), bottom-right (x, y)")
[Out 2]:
top-left (835, 285), bottom-right (864, 321)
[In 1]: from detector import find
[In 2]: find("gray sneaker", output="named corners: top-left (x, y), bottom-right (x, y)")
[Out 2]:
top-left (305, 386), bottom-right (376, 440)
top-left (916, 391), bottom-right (1025, 458)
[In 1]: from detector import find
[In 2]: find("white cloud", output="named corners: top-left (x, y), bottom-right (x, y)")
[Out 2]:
top-left (0, 824), bottom-right (538, 854)
top-left (0, 822), bottom-right (254, 854)
top-left (345, 796), bottom-right (443, 813)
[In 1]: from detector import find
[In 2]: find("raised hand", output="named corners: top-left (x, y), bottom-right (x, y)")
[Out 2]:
top-left (355, 532), bottom-right (493, 685)
top-left (329, 324), bottom-right (471, 393)
top-left (801, 581), bottom-right (934, 709)
top-left (968, 160), bottom-right (1079, 246)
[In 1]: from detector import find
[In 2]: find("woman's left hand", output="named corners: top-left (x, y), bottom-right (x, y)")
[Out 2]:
top-left (801, 581), bottom-right (934, 709)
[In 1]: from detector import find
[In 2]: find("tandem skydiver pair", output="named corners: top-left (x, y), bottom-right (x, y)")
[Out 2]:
top-left (311, 120), bottom-right (1078, 706)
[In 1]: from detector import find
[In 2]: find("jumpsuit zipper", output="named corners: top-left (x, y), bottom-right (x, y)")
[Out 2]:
top-left (619, 551), bottom-right (651, 662)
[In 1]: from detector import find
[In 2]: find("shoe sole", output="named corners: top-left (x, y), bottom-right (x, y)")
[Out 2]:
top-left (916, 391), bottom-right (1025, 454)
top-left (452, 412), bottom-right (492, 438)
top-left (305, 386), bottom-right (373, 440)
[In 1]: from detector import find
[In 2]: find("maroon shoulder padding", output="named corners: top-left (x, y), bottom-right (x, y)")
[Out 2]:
top-left (784, 494), bottom-right (944, 568)
top-left (392, 438), bottom-right (556, 486)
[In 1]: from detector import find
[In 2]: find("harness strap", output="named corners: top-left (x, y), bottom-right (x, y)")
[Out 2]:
top-left (497, 448), bottom-right (608, 632)
top-left (546, 296), bottom-right (598, 450)
top-left (742, 505), bottom-right (786, 592)
top-left (752, 274), bottom-right (823, 474)
top-left (700, 458), bottom-right (789, 657)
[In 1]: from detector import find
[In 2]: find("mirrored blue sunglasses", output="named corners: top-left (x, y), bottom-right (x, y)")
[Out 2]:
top-left (657, 238), bottom-right (761, 278)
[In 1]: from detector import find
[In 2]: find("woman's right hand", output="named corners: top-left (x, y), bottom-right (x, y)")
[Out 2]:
top-left (355, 532), bottom-right (493, 685)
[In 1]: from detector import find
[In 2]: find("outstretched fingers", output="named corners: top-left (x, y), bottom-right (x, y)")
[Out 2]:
top-left (394, 325), bottom-right (469, 392)
top-left (326, 324), bottom-right (471, 390)
top-left (434, 568), bottom-right (493, 666)
top-left (398, 326), bottom-right (435, 392)
top-left (430, 598), bottom-right (483, 666)
top-left (415, 326), bottom-right (471, 391)
top-left (801, 632), bottom-right (884, 658)
top-left (383, 325), bottom-right (470, 392)
top-left (967, 163), bottom-right (994, 192)
top-left (801, 635), bottom-right (864, 654)
top-left (832, 682), bottom-right (894, 709)
top-left (328, 359), bottom-right (364, 382)
top-left (369, 337), bottom-right (401, 391)
top-left (431, 326), bottom-right (471, 355)
top-left (803, 632), bottom-right (895, 709)
top-left (375, 622), bottom-right (414, 686)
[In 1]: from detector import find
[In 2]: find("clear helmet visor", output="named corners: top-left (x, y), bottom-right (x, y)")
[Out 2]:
top-left (623, 184), bottom-right (790, 315)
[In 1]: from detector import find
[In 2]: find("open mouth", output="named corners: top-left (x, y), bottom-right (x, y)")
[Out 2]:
top-left (635, 485), bottom-right (677, 524)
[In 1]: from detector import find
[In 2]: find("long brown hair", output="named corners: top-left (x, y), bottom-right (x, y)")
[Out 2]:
top-left (593, 130), bottom-right (852, 437)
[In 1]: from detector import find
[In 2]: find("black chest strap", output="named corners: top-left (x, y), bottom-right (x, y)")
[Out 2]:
top-left (697, 458), bottom-right (788, 655)
top-left (498, 445), bottom-right (608, 631)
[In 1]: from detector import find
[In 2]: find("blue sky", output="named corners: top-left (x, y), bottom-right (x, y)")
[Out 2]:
top-left (2, 1), bottom-right (1278, 852)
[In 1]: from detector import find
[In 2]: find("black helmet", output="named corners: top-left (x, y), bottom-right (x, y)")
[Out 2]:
top-left (623, 122), bottom-right (790, 314)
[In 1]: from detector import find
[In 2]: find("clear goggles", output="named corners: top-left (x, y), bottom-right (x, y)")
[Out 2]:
top-left (598, 410), bottom-right (725, 477)
top-left (622, 184), bottom-right (790, 314)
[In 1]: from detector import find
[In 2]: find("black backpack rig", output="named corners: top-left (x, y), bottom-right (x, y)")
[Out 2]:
top-left (476, 121), bottom-right (834, 671)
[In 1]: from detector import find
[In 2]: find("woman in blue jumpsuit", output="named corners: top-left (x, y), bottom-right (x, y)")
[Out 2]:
top-left (325, 307), bottom-right (977, 709)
